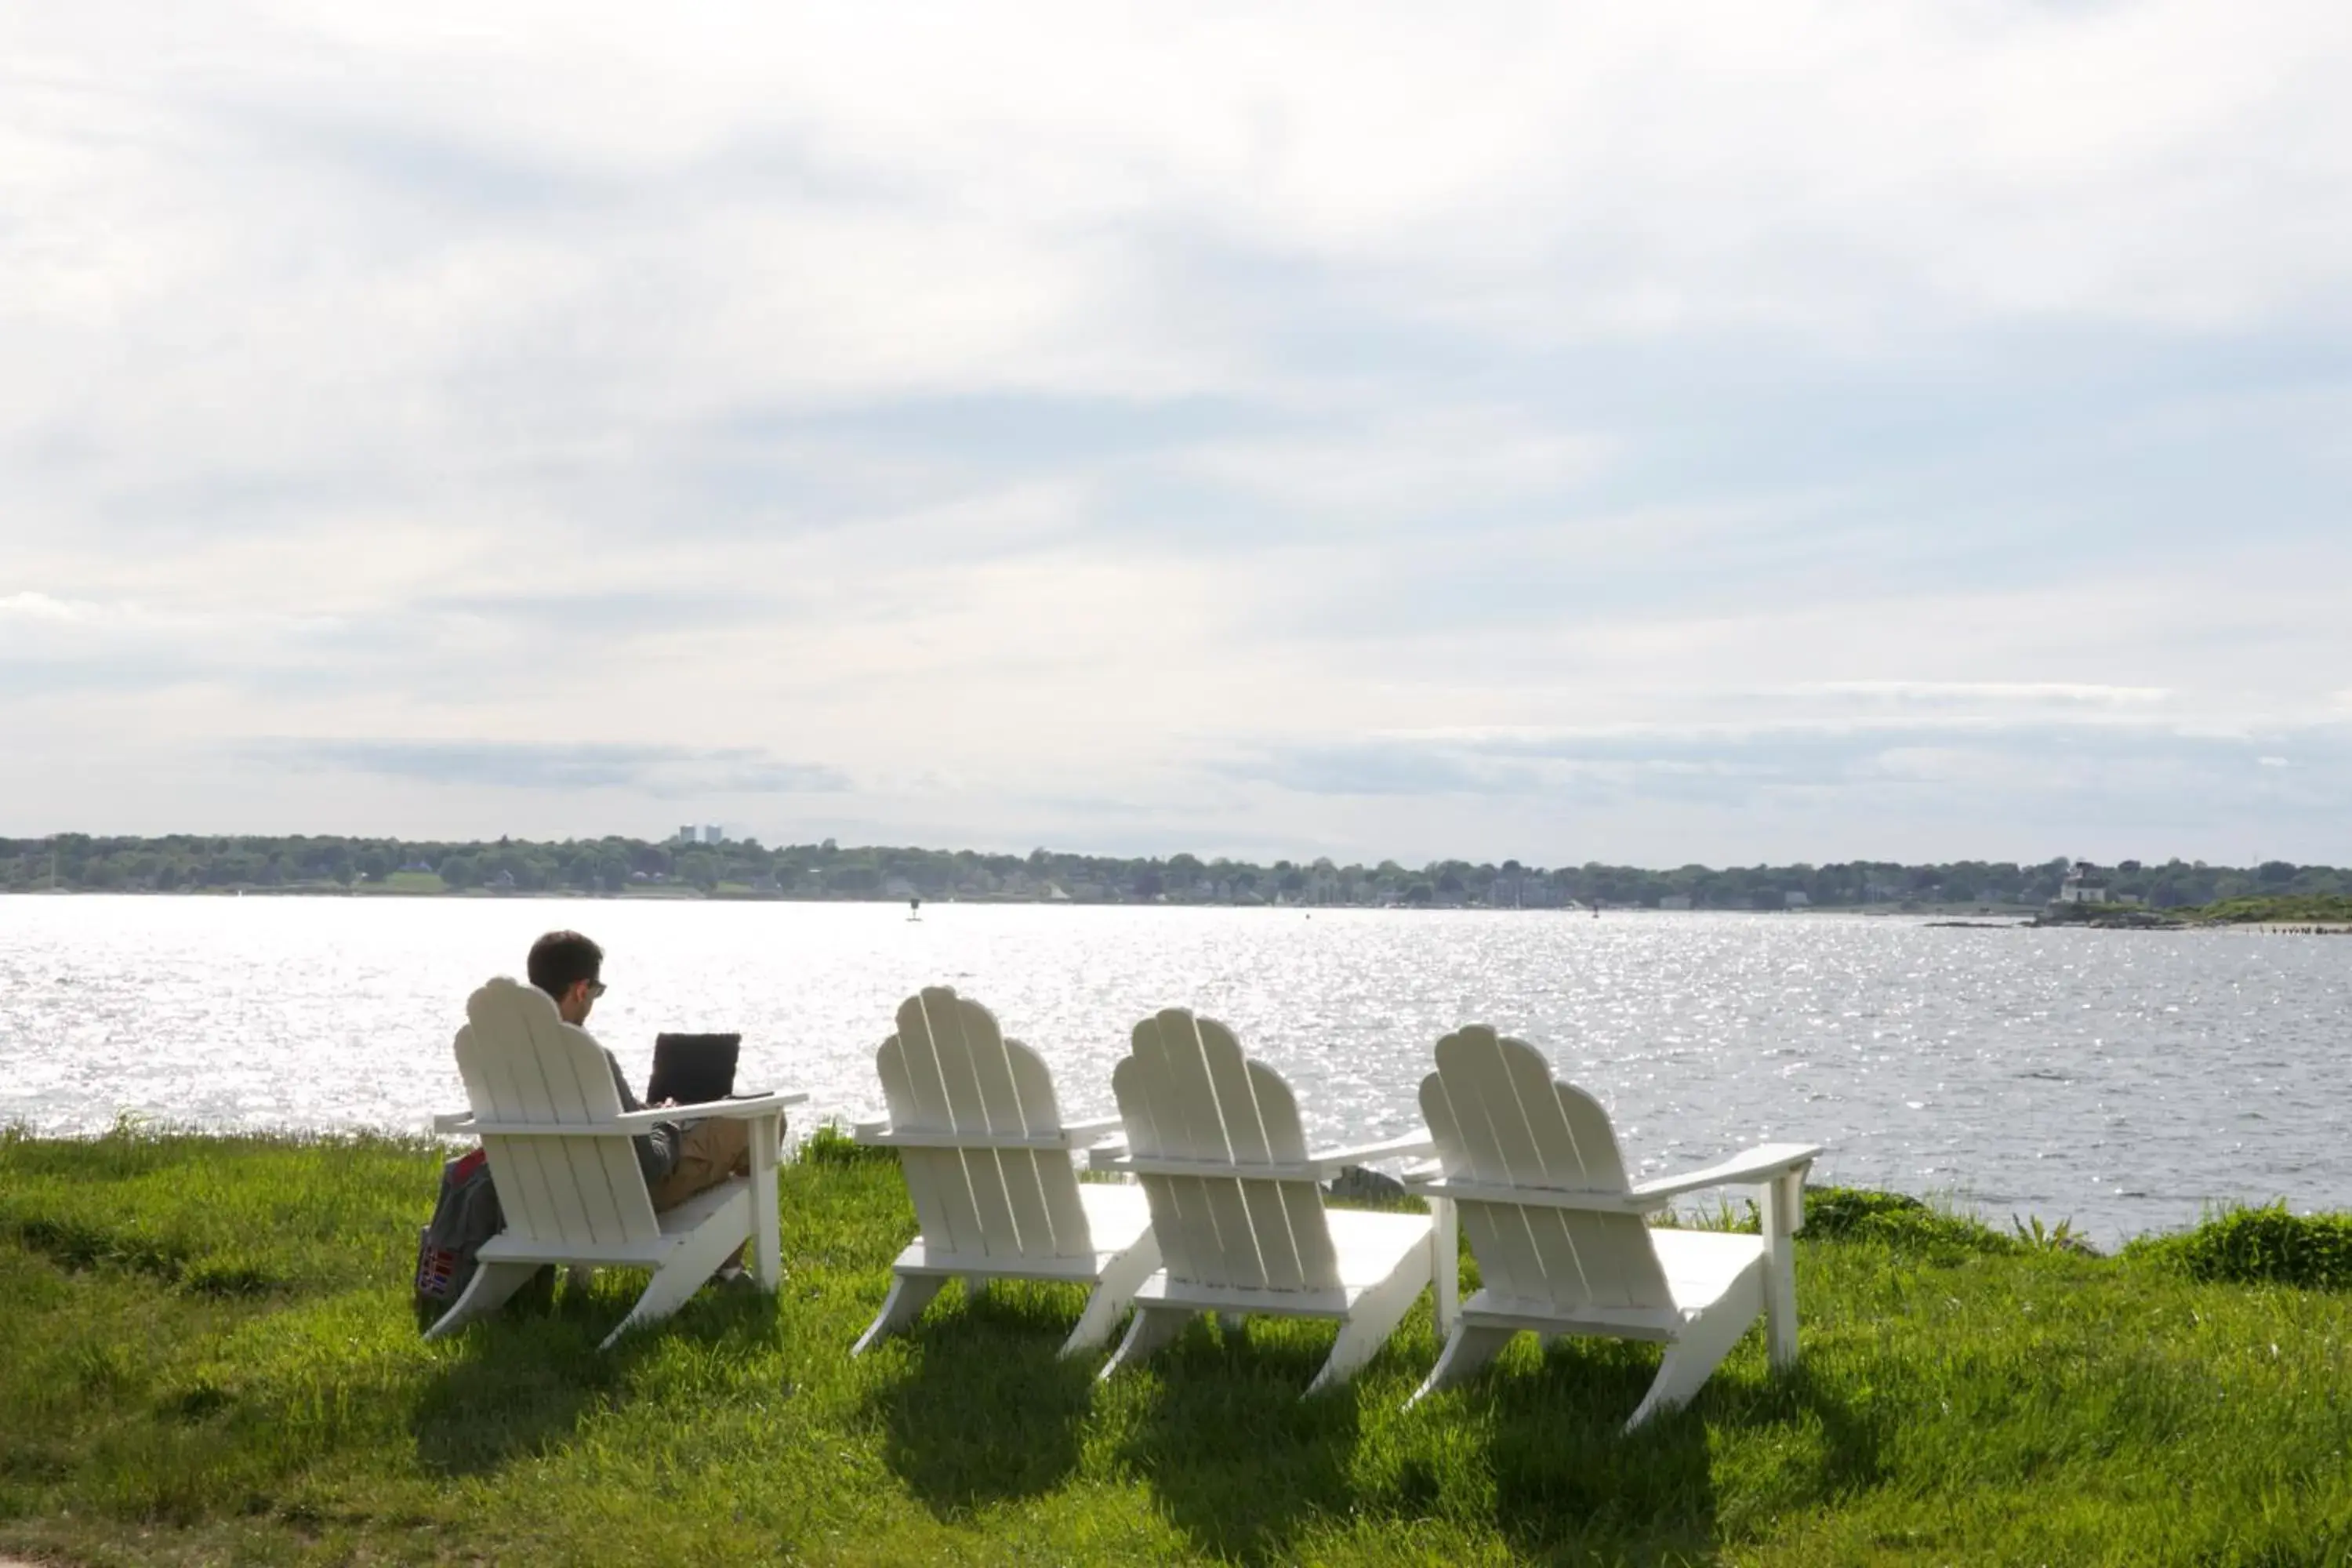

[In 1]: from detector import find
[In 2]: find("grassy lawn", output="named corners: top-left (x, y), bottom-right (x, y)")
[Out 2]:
top-left (2192, 893), bottom-right (2352, 924)
top-left (5, 1130), bottom-right (2352, 1566)
top-left (368, 873), bottom-right (447, 895)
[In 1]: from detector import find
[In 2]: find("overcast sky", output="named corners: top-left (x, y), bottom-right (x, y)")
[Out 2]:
top-left (5, 2), bottom-right (2348, 866)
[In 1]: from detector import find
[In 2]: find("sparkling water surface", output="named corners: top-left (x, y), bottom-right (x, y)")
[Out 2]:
top-left (3, 895), bottom-right (2345, 1243)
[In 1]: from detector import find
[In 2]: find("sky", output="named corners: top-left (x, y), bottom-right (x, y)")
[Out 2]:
top-left (4, 2), bottom-right (2349, 867)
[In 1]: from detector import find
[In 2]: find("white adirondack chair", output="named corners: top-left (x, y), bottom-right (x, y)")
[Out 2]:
top-left (851, 987), bottom-right (1159, 1357)
top-left (1404, 1025), bottom-right (1820, 1429)
top-left (1094, 1007), bottom-right (1440, 1395)
top-left (426, 977), bottom-right (807, 1351)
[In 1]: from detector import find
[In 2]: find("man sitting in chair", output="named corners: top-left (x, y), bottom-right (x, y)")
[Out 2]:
top-left (526, 930), bottom-right (752, 1214)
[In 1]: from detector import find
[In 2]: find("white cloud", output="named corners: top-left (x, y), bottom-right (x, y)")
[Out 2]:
top-left (0, 592), bottom-right (91, 622)
top-left (1797, 682), bottom-right (2176, 712)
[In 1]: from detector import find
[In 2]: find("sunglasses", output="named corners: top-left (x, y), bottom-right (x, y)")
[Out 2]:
top-left (585, 980), bottom-right (608, 999)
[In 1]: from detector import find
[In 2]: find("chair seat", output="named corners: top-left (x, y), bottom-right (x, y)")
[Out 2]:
top-left (1650, 1228), bottom-right (1764, 1315)
top-left (889, 1179), bottom-right (1155, 1279)
top-left (1075, 1179), bottom-right (1153, 1251)
top-left (1141, 1207), bottom-right (1432, 1319)
top-left (1455, 1227), bottom-right (1764, 1338)
top-left (478, 1175), bottom-right (750, 1268)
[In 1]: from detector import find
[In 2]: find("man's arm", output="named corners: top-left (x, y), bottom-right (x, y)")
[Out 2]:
top-left (604, 1049), bottom-right (682, 1188)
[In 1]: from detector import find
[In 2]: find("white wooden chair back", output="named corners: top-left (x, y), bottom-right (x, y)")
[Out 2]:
top-left (1112, 1008), bottom-right (1340, 1294)
top-left (1418, 1025), bottom-right (1673, 1314)
top-left (453, 977), bottom-right (661, 1250)
top-left (875, 986), bottom-right (1095, 1263)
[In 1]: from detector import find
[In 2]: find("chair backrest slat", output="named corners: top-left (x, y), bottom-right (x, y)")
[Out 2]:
top-left (1114, 1009), bottom-right (1339, 1294)
top-left (455, 978), bottom-right (661, 1247)
top-left (876, 988), bottom-right (1093, 1261)
top-left (1421, 1025), bottom-right (1670, 1312)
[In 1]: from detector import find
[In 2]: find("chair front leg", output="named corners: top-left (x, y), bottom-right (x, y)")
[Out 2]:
top-left (1760, 1167), bottom-right (1806, 1368)
top-left (749, 1109), bottom-right (784, 1290)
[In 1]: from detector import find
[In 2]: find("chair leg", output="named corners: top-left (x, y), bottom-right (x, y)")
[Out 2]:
top-left (598, 1216), bottom-right (750, 1351)
top-left (423, 1261), bottom-right (541, 1341)
top-left (1061, 1233), bottom-right (1162, 1357)
top-left (1761, 1169), bottom-right (1804, 1369)
top-left (1624, 1302), bottom-right (1757, 1432)
top-left (1098, 1305), bottom-right (1189, 1381)
top-left (1405, 1324), bottom-right (1515, 1408)
top-left (1307, 1244), bottom-right (1433, 1396)
top-left (852, 1273), bottom-right (949, 1356)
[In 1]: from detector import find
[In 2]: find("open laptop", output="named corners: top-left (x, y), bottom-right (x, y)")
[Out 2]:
top-left (644, 1032), bottom-right (741, 1108)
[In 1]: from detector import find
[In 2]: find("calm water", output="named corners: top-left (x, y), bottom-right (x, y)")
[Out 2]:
top-left (2, 896), bottom-right (2345, 1243)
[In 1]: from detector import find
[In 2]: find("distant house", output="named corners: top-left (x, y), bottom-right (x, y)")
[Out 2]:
top-left (1784, 891), bottom-right (1810, 909)
top-left (1658, 895), bottom-right (1692, 911)
top-left (2056, 862), bottom-right (2110, 905)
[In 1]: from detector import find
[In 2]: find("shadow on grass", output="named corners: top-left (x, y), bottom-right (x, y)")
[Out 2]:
top-left (1448, 1340), bottom-right (1881, 1563)
top-left (408, 1269), bottom-right (783, 1477)
top-left (870, 1282), bottom-right (1099, 1517)
top-left (1461, 1339), bottom-right (1723, 1563)
top-left (1114, 1316), bottom-right (1365, 1566)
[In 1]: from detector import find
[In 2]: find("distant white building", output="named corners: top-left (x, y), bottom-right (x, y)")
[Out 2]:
top-left (1784, 891), bottom-right (1810, 909)
top-left (1659, 895), bottom-right (1692, 910)
top-left (2056, 862), bottom-right (2110, 905)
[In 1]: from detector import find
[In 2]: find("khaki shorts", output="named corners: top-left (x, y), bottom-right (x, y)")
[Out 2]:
top-left (648, 1116), bottom-right (754, 1211)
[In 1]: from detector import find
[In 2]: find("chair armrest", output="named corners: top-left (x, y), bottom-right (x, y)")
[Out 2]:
top-left (435, 1096), bottom-right (806, 1138)
top-left (1087, 1141), bottom-right (1131, 1172)
top-left (859, 1127), bottom-right (1086, 1152)
top-left (1628, 1142), bottom-right (1823, 1203)
top-left (1058, 1115), bottom-right (1125, 1148)
top-left (691, 1091), bottom-right (810, 1121)
top-left (1308, 1128), bottom-right (1436, 1178)
top-left (1097, 1150), bottom-right (1324, 1182)
top-left (1404, 1174), bottom-right (1652, 1214)
top-left (855, 1116), bottom-right (1124, 1151)
top-left (848, 1112), bottom-right (890, 1142)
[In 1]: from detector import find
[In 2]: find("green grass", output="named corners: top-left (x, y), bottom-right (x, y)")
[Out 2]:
top-left (2126, 1203), bottom-right (2352, 1290)
top-left (9, 1130), bottom-right (2352, 1566)
top-left (372, 872), bottom-right (447, 895)
top-left (2191, 893), bottom-right (2352, 925)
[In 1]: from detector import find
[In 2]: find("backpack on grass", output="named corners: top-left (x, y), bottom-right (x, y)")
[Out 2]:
top-left (412, 1148), bottom-right (503, 1331)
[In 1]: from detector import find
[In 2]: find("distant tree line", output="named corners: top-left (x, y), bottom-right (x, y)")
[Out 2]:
top-left (2, 834), bottom-right (2343, 911)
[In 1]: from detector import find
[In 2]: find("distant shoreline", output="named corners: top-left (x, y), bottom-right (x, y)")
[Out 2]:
top-left (7, 885), bottom-right (2349, 931)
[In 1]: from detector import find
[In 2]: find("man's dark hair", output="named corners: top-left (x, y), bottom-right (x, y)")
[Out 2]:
top-left (527, 930), bottom-right (603, 1000)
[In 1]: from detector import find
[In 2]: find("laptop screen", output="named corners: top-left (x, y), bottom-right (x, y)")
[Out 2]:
top-left (644, 1033), bottom-right (741, 1107)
